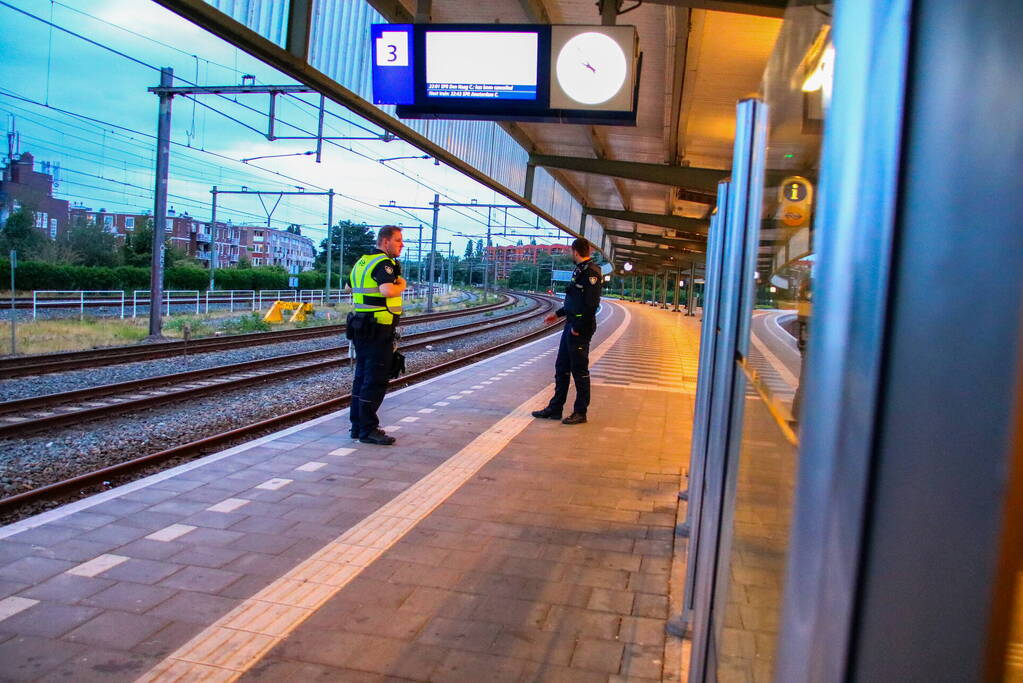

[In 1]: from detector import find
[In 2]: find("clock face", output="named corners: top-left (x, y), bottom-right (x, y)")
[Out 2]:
top-left (555, 32), bottom-right (628, 106)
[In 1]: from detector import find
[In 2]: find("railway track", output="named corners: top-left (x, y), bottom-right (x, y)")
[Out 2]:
top-left (0, 294), bottom-right (562, 516)
top-left (0, 295), bottom-right (514, 377)
top-left (0, 294), bottom-right (548, 437)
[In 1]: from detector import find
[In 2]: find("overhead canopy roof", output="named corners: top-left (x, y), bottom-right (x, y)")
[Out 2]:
top-left (154, 0), bottom-right (783, 275)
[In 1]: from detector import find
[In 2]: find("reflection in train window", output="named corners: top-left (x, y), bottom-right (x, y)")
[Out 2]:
top-left (712, 4), bottom-right (832, 680)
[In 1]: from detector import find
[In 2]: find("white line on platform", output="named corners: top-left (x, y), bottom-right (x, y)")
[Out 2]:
top-left (295, 462), bottom-right (327, 473)
top-left (67, 553), bottom-right (128, 577)
top-left (146, 524), bottom-right (197, 542)
top-left (206, 499), bottom-right (251, 513)
top-left (137, 302), bottom-right (630, 682)
top-left (255, 478), bottom-right (292, 491)
top-left (417, 408), bottom-right (435, 414)
top-left (328, 447), bottom-right (355, 457)
top-left (0, 596), bottom-right (38, 622)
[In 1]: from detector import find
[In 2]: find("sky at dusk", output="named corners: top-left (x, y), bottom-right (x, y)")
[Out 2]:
top-left (0, 0), bottom-right (570, 254)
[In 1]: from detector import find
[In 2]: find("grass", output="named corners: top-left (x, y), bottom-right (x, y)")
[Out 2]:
top-left (0, 318), bottom-right (151, 355)
top-left (0, 290), bottom-right (500, 356)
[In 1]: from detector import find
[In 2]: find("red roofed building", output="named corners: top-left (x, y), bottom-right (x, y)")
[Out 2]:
top-left (485, 243), bottom-right (571, 279)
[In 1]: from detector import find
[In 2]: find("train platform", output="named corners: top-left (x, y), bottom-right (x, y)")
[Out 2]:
top-left (0, 300), bottom-right (700, 682)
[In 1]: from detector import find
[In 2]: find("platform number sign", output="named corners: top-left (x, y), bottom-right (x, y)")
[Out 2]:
top-left (371, 24), bottom-right (415, 105)
top-left (375, 31), bottom-right (409, 67)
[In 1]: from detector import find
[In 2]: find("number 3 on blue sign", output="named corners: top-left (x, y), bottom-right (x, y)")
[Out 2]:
top-left (375, 31), bottom-right (409, 67)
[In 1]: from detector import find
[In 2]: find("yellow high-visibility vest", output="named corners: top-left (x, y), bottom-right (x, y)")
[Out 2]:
top-left (350, 252), bottom-right (403, 325)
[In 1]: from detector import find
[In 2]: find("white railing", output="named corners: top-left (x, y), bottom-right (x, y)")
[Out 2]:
top-left (299, 289), bottom-right (324, 304)
top-left (131, 290), bottom-right (201, 318)
top-left (32, 290), bottom-right (125, 320)
top-left (204, 290), bottom-right (256, 313)
top-left (256, 289), bottom-right (297, 309)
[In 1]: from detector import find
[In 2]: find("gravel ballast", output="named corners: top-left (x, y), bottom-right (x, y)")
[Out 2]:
top-left (0, 309), bottom-right (557, 516)
top-left (0, 298), bottom-right (527, 403)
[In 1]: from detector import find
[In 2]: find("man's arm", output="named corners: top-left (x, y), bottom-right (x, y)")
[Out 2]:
top-left (581, 268), bottom-right (602, 316)
top-left (371, 259), bottom-right (405, 297)
top-left (379, 278), bottom-right (406, 297)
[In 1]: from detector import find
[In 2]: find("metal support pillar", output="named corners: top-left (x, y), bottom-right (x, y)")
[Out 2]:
top-left (149, 67), bottom-right (173, 339)
top-left (427, 193), bottom-right (439, 312)
top-left (324, 188), bottom-right (334, 303)
top-left (524, 163), bottom-right (536, 202)
top-left (484, 215), bottom-right (492, 301)
top-left (673, 266), bottom-right (681, 312)
top-left (661, 271), bottom-right (669, 308)
top-left (209, 186), bottom-right (218, 292)
top-left (687, 263), bottom-right (697, 315)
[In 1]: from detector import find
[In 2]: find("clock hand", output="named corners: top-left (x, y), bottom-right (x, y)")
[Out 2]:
top-left (583, 62), bottom-right (597, 74)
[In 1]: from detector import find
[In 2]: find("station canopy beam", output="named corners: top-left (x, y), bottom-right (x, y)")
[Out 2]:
top-left (586, 207), bottom-right (709, 235)
top-left (602, 229), bottom-right (706, 250)
top-left (614, 243), bottom-right (705, 261)
top-left (636, 0), bottom-right (787, 17)
top-left (529, 154), bottom-right (727, 194)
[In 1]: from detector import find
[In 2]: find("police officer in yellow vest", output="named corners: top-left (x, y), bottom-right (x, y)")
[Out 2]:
top-left (348, 226), bottom-right (406, 445)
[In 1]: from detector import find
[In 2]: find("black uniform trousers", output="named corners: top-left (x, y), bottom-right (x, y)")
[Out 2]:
top-left (350, 323), bottom-right (395, 438)
top-left (546, 320), bottom-right (593, 416)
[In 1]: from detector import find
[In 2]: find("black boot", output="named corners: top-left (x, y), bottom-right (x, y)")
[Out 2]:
top-left (531, 407), bottom-right (562, 419)
top-left (562, 413), bottom-right (587, 425)
top-left (359, 429), bottom-right (396, 445)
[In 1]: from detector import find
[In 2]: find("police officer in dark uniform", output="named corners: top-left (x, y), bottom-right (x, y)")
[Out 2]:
top-left (532, 238), bottom-right (603, 425)
top-left (348, 226), bottom-right (406, 445)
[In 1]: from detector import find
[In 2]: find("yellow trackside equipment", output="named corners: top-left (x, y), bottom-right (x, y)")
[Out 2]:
top-left (262, 301), bottom-right (314, 323)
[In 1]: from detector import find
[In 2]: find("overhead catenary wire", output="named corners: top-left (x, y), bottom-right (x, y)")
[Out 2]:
top-left (0, 1), bottom-right (568, 248)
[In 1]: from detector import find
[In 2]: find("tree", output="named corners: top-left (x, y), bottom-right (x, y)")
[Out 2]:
top-left (237, 253), bottom-right (251, 269)
top-left (122, 217), bottom-right (152, 267)
top-left (463, 240), bottom-right (474, 260)
top-left (315, 220), bottom-right (376, 279)
top-left (59, 221), bottom-right (121, 267)
top-left (286, 224), bottom-right (302, 235)
top-left (0, 208), bottom-right (49, 259)
top-left (474, 239), bottom-right (484, 260)
top-left (119, 217), bottom-right (181, 268)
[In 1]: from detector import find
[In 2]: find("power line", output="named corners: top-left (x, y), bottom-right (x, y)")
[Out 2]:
top-left (0, 3), bottom-right (546, 241)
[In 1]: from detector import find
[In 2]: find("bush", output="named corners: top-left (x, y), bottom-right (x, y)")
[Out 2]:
top-left (222, 312), bottom-right (271, 334)
top-left (0, 258), bottom-right (319, 295)
top-left (165, 266), bottom-right (209, 291)
top-left (249, 266), bottom-right (288, 290)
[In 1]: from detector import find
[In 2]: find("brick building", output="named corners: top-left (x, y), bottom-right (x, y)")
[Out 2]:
top-left (69, 205), bottom-right (151, 239)
top-left (0, 152), bottom-right (69, 238)
top-left (67, 205), bottom-right (242, 268)
top-left (239, 225), bottom-right (316, 271)
top-left (485, 243), bottom-right (571, 279)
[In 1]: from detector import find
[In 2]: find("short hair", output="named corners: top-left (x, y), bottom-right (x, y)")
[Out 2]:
top-left (377, 225), bottom-right (403, 244)
top-left (571, 238), bottom-right (591, 257)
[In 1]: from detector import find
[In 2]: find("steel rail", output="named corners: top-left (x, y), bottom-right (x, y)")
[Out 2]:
top-left (0, 296), bottom-right (551, 436)
top-left (0, 295), bottom-right (514, 377)
top-left (0, 296), bottom-right (562, 515)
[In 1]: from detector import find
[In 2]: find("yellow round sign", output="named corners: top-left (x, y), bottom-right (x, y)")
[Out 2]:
top-left (781, 204), bottom-right (808, 227)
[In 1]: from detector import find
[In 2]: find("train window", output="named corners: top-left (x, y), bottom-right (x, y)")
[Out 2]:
top-left (710, 4), bottom-right (832, 680)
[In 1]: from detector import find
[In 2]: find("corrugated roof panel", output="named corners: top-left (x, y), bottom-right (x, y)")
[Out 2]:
top-left (205, 0), bottom-right (288, 47)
